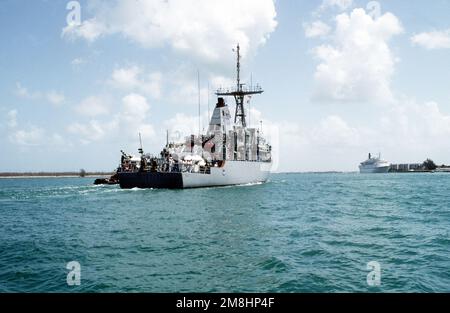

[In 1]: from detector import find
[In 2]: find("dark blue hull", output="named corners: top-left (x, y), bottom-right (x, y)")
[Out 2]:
top-left (118, 171), bottom-right (183, 189)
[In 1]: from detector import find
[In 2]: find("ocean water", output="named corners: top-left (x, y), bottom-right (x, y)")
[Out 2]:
top-left (0, 173), bottom-right (449, 293)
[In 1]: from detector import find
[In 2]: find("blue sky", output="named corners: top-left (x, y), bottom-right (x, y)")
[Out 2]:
top-left (1, 0), bottom-right (450, 172)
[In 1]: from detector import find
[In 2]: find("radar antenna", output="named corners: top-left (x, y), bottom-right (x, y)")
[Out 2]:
top-left (216, 44), bottom-right (263, 128)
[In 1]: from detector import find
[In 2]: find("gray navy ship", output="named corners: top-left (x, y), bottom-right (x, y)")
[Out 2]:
top-left (117, 45), bottom-right (272, 189)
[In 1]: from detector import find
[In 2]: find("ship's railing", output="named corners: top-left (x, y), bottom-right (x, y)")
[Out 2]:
top-left (119, 157), bottom-right (271, 174)
top-left (216, 85), bottom-right (263, 95)
top-left (156, 158), bottom-right (213, 175)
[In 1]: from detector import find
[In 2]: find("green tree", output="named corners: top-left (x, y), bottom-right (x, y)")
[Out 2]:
top-left (422, 159), bottom-right (437, 171)
top-left (79, 169), bottom-right (87, 177)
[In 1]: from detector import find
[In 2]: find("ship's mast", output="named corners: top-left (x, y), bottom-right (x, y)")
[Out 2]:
top-left (197, 70), bottom-right (201, 134)
top-left (216, 44), bottom-right (263, 128)
top-left (236, 44), bottom-right (240, 91)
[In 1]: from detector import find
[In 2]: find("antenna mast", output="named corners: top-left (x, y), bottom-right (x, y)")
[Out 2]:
top-left (197, 70), bottom-right (201, 135)
top-left (236, 44), bottom-right (240, 91)
top-left (216, 44), bottom-right (263, 128)
top-left (207, 82), bottom-right (210, 121)
top-left (166, 130), bottom-right (169, 147)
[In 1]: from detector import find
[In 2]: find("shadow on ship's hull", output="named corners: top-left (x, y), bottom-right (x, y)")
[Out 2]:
top-left (118, 172), bottom-right (183, 189)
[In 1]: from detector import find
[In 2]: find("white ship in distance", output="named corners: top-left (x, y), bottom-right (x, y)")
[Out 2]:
top-left (359, 153), bottom-right (391, 173)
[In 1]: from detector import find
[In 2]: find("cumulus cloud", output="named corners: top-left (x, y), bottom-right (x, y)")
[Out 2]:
top-left (62, 18), bottom-right (107, 42)
top-left (67, 120), bottom-right (113, 143)
top-left (61, 0), bottom-right (277, 62)
top-left (122, 93), bottom-right (149, 114)
top-left (46, 91), bottom-right (65, 106)
top-left (319, 0), bottom-right (353, 12)
top-left (8, 127), bottom-right (65, 147)
top-left (15, 82), bottom-right (65, 106)
top-left (7, 110), bottom-right (18, 128)
top-left (9, 127), bottom-right (45, 146)
top-left (411, 30), bottom-right (450, 50)
top-left (15, 82), bottom-right (39, 100)
top-left (164, 113), bottom-right (205, 141)
top-left (380, 99), bottom-right (450, 142)
top-left (109, 66), bottom-right (162, 99)
top-left (304, 21), bottom-right (331, 38)
top-left (71, 57), bottom-right (87, 70)
top-left (5, 109), bottom-right (65, 147)
top-left (310, 8), bottom-right (403, 103)
top-left (68, 93), bottom-right (154, 144)
top-left (154, 63), bottom-right (220, 107)
top-left (71, 58), bottom-right (85, 65)
top-left (74, 96), bottom-right (110, 117)
top-left (312, 115), bottom-right (361, 147)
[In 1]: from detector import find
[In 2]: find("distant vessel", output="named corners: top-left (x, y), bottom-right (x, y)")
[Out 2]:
top-left (359, 153), bottom-right (391, 173)
top-left (117, 44), bottom-right (272, 189)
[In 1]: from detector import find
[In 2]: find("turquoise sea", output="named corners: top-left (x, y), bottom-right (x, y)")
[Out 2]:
top-left (0, 173), bottom-right (449, 292)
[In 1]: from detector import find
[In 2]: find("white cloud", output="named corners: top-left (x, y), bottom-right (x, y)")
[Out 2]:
top-left (119, 93), bottom-right (155, 141)
top-left (107, 65), bottom-right (230, 109)
top-left (67, 120), bottom-right (112, 142)
top-left (319, 0), bottom-right (353, 11)
top-left (15, 82), bottom-right (40, 99)
top-left (68, 93), bottom-right (154, 144)
top-left (5, 110), bottom-right (66, 147)
top-left (46, 91), bottom-right (65, 106)
top-left (71, 57), bottom-right (87, 69)
top-left (310, 8), bottom-right (403, 103)
top-left (161, 63), bottom-right (234, 108)
top-left (312, 115), bottom-right (361, 147)
top-left (7, 110), bottom-right (18, 128)
top-left (210, 75), bottom-right (235, 90)
top-left (411, 30), bottom-right (450, 50)
top-left (109, 66), bottom-right (162, 99)
top-left (9, 127), bottom-right (45, 146)
top-left (110, 66), bottom-right (141, 90)
top-left (304, 21), bottom-right (331, 38)
top-left (61, 0), bottom-right (277, 63)
top-left (62, 18), bottom-right (107, 42)
top-left (163, 110), bottom-right (218, 142)
top-left (273, 115), bottom-right (364, 172)
top-left (121, 93), bottom-right (151, 125)
top-left (381, 99), bottom-right (450, 141)
top-left (15, 82), bottom-right (65, 106)
top-left (71, 58), bottom-right (85, 66)
top-left (420, 102), bottom-right (450, 136)
top-left (74, 96), bottom-right (110, 117)
top-left (164, 113), bottom-right (202, 141)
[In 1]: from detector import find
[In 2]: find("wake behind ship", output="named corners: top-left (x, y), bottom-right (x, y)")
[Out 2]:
top-left (117, 45), bottom-right (272, 189)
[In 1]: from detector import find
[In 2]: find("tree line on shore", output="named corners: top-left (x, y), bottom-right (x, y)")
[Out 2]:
top-left (0, 169), bottom-right (113, 177)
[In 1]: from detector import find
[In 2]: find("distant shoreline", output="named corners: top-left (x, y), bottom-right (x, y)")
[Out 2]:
top-left (0, 171), bottom-right (444, 179)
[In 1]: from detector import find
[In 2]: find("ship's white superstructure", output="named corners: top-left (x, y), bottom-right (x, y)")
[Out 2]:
top-left (359, 153), bottom-right (391, 173)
